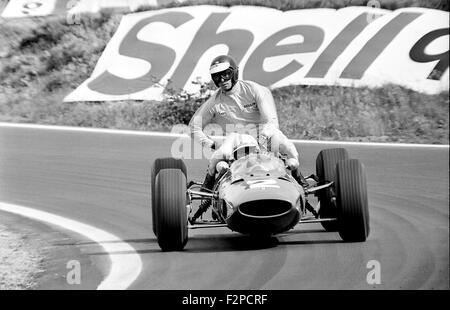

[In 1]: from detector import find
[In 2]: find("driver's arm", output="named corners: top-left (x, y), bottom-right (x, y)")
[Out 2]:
top-left (189, 94), bottom-right (216, 149)
top-left (250, 82), bottom-right (280, 149)
top-left (253, 83), bottom-right (279, 130)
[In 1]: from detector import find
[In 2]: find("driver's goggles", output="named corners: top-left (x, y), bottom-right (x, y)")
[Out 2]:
top-left (211, 68), bottom-right (233, 84)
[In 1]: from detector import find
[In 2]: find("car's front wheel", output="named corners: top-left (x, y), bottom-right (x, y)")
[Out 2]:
top-left (315, 148), bottom-right (349, 231)
top-left (151, 158), bottom-right (187, 237)
top-left (335, 159), bottom-right (370, 242)
top-left (151, 158), bottom-right (188, 251)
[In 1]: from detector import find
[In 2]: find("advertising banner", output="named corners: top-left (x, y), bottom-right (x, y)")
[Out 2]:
top-left (58, 5), bottom-right (449, 101)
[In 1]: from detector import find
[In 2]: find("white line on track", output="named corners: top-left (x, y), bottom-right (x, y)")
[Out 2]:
top-left (0, 122), bottom-right (448, 149)
top-left (0, 202), bottom-right (142, 290)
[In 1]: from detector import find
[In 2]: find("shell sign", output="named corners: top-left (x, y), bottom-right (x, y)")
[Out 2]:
top-left (64, 5), bottom-right (449, 102)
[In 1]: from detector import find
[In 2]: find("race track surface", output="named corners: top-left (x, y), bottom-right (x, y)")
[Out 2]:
top-left (0, 126), bottom-right (448, 289)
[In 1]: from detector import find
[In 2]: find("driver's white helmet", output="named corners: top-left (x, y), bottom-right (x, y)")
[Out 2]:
top-left (232, 134), bottom-right (259, 160)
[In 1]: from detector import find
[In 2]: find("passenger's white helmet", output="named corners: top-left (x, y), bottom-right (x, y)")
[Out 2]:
top-left (232, 134), bottom-right (259, 160)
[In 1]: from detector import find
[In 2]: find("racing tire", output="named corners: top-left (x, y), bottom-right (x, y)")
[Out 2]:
top-left (151, 158), bottom-right (187, 238)
top-left (153, 161), bottom-right (188, 251)
top-left (335, 159), bottom-right (370, 242)
top-left (315, 148), bottom-right (349, 231)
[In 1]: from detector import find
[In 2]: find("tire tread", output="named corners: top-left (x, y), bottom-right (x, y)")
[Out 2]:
top-left (336, 159), bottom-right (370, 242)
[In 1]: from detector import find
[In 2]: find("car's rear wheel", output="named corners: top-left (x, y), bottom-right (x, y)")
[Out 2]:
top-left (335, 159), bottom-right (370, 242)
top-left (315, 148), bottom-right (349, 231)
top-left (151, 158), bottom-right (187, 237)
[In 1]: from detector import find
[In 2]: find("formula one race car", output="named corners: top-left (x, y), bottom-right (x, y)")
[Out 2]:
top-left (151, 148), bottom-right (370, 251)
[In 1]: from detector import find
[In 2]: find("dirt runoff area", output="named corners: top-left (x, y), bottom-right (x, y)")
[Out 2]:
top-left (0, 218), bottom-right (44, 289)
top-left (0, 211), bottom-right (106, 290)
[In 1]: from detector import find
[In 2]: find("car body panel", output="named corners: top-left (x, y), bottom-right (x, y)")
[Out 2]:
top-left (213, 153), bottom-right (306, 235)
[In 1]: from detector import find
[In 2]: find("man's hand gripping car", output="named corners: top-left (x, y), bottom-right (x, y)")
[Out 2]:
top-left (151, 148), bottom-right (370, 251)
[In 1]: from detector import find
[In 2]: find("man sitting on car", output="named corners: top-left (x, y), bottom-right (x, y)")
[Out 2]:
top-left (188, 54), bottom-right (308, 223)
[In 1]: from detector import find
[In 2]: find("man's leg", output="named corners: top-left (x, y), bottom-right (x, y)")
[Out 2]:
top-left (270, 130), bottom-right (320, 216)
top-left (189, 170), bottom-right (215, 224)
top-left (268, 129), bottom-right (308, 188)
top-left (291, 167), bottom-right (310, 188)
top-left (189, 134), bottom-right (237, 224)
top-left (188, 145), bottom-right (226, 224)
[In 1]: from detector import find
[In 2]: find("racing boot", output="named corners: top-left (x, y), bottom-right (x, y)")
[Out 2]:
top-left (292, 168), bottom-right (310, 188)
top-left (305, 200), bottom-right (319, 218)
top-left (189, 172), bottom-right (215, 224)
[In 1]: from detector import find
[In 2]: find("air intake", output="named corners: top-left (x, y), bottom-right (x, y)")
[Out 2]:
top-left (238, 200), bottom-right (292, 217)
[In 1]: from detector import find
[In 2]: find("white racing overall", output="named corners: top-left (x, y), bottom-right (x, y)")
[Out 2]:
top-left (189, 80), bottom-right (299, 175)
